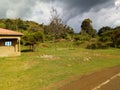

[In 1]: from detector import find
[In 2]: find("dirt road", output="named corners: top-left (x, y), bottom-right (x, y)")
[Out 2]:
top-left (98, 75), bottom-right (120, 90)
top-left (58, 65), bottom-right (120, 90)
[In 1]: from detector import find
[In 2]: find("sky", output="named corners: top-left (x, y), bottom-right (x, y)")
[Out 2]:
top-left (0, 0), bottom-right (120, 33)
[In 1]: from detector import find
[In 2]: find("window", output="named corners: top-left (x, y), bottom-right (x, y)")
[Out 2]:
top-left (5, 41), bottom-right (12, 46)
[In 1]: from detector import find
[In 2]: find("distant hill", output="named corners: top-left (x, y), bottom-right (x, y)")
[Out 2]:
top-left (0, 18), bottom-right (44, 33)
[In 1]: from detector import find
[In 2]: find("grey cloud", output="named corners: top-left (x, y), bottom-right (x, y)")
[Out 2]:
top-left (40, 0), bottom-right (115, 22)
top-left (61, 0), bottom-right (114, 22)
top-left (0, 0), bottom-right (118, 32)
top-left (0, 0), bottom-right (38, 18)
top-left (0, 0), bottom-right (114, 19)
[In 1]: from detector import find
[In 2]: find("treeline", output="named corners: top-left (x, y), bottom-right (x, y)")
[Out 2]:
top-left (0, 18), bottom-right (74, 51)
top-left (75, 18), bottom-right (120, 49)
top-left (0, 18), bottom-right (120, 50)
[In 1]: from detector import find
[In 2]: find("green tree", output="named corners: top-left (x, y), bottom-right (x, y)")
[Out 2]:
top-left (5, 19), bottom-right (13, 30)
top-left (112, 27), bottom-right (120, 48)
top-left (22, 33), bottom-right (36, 51)
top-left (99, 30), bottom-right (113, 42)
top-left (80, 18), bottom-right (96, 37)
top-left (22, 31), bottom-right (45, 51)
top-left (98, 26), bottom-right (112, 36)
top-left (0, 23), bottom-right (5, 28)
top-left (97, 26), bottom-right (120, 48)
top-left (34, 31), bottom-right (45, 43)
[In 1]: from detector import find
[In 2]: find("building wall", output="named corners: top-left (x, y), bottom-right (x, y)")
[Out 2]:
top-left (0, 36), bottom-right (21, 57)
top-left (0, 46), bottom-right (20, 57)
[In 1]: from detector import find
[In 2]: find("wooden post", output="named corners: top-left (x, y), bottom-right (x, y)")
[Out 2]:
top-left (18, 37), bottom-right (21, 53)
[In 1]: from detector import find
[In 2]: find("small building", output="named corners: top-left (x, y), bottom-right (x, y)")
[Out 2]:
top-left (0, 28), bottom-right (23, 57)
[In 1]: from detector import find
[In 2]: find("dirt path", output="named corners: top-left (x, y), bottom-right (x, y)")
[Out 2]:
top-left (58, 65), bottom-right (120, 90)
top-left (98, 76), bottom-right (120, 90)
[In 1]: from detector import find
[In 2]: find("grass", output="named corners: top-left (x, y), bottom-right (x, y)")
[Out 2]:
top-left (0, 41), bottom-right (120, 90)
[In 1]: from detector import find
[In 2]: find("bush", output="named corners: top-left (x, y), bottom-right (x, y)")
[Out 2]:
top-left (34, 31), bottom-right (45, 43)
top-left (74, 41), bottom-right (85, 46)
top-left (86, 42), bottom-right (111, 49)
top-left (74, 34), bottom-right (91, 42)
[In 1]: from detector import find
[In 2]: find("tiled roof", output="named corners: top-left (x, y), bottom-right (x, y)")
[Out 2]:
top-left (0, 28), bottom-right (23, 36)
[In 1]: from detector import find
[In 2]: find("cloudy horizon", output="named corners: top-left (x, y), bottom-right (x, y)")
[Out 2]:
top-left (0, 0), bottom-right (120, 33)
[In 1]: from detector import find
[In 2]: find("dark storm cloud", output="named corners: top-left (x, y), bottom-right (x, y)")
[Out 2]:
top-left (57, 0), bottom-right (114, 22)
top-left (41, 0), bottom-right (114, 10)
top-left (0, 0), bottom-right (114, 19)
top-left (61, 0), bottom-right (113, 9)
top-left (40, 0), bottom-right (115, 23)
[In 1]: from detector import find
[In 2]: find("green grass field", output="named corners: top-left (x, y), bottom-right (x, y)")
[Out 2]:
top-left (0, 42), bottom-right (120, 90)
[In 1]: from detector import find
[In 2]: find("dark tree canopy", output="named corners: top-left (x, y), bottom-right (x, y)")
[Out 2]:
top-left (112, 27), bottom-right (120, 47)
top-left (98, 26), bottom-right (112, 36)
top-left (80, 18), bottom-right (96, 37)
top-left (22, 31), bottom-right (45, 51)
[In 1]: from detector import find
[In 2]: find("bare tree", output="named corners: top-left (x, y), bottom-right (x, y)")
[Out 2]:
top-left (49, 7), bottom-right (65, 40)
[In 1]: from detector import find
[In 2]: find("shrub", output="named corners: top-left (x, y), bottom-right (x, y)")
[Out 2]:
top-left (86, 41), bottom-right (111, 49)
top-left (74, 34), bottom-right (91, 42)
top-left (74, 41), bottom-right (85, 46)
